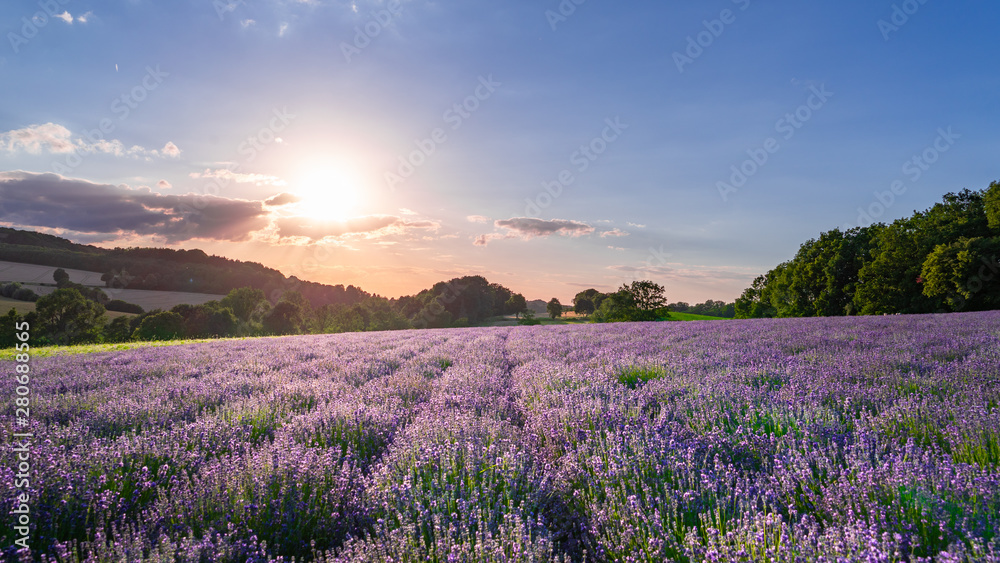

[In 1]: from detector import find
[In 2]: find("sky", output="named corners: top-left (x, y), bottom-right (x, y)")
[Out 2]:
top-left (1, 0), bottom-right (998, 304)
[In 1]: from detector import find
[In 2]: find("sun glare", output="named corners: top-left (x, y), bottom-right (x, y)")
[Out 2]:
top-left (293, 165), bottom-right (364, 221)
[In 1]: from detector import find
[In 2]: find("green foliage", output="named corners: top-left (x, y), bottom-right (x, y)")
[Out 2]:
top-left (986, 181), bottom-right (1000, 231)
top-left (0, 308), bottom-right (23, 348)
top-left (263, 300), bottom-right (305, 335)
top-left (573, 289), bottom-right (602, 316)
top-left (0, 282), bottom-right (38, 302)
top-left (132, 311), bottom-right (185, 341)
top-left (920, 236), bottom-right (1000, 311)
top-left (105, 299), bottom-right (144, 314)
top-left (670, 300), bottom-right (736, 318)
top-left (737, 184), bottom-right (1000, 318)
top-left (505, 293), bottom-right (527, 319)
top-left (53, 267), bottom-right (70, 286)
top-left (103, 316), bottom-right (134, 343)
top-left (518, 309), bottom-right (541, 325)
top-left (591, 281), bottom-right (669, 323)
top-left (618, 366), bottom-right (665, 389)
top-left (35, 288), bottom-right (107, 345)
top-left (220, 287), bottom-right (268, 323)
top-left (623, 280), bottom-right (667, 312)
top-left (546, 298), bottom-right (563, 319)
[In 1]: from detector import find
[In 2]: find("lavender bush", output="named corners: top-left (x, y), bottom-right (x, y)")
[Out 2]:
top-left (2, 313), bottom-right (999, 562)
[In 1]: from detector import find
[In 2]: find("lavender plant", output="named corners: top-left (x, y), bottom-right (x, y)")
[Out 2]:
top-left (2, 313), bottom-right (999, 561)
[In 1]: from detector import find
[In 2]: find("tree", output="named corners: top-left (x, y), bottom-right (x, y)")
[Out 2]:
top-left (591, 290), bottom-right (635, 323)
top-left (574, 298), bottom-right (594, 316)
top-left (263, 300), bottom-right (305, 335)
top-left (986, 181), bottom-right (1000, 232)
top-left (133, 311), bottom-right (185, 341)
top-left (53, 268), bottom-right (70, 287)
top-left (622, 280), bottom-right (667, 313)
top-left (35, 288), bottom-right (106, 345)
top-left (221, 287), bottom-right (268, 323)
top-left (103, 316), bottom-right (133, 343)
top-left (505, 294), bottom-right (527, 319)
top-left (920, 236), bottom-right (1000, 311)
top-left (546, 298), bottom-right (563, 319)
top-left (0, 308), bottom-right (23, 348)
top-left (518, 309), bottom-right (541, 325)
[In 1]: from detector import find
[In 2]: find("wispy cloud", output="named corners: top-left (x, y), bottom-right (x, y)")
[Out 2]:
top-left (600, 228), bottom-right (629, 238)
top-left (0, 123), bottom-right (179, 159)
top-left (189, 168), bottom-right (285, 186)
top-left (275, 216), bottom-right (440, 242)
top-left (264, 193), bottom-right (302, 206)
top-left (474, 217), bottom-right (595, 246)
top-left (466, 214), bottom-right (490, 223)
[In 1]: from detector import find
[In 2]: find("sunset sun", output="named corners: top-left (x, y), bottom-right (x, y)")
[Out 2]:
top-left (293, 165), bottom-right (364, 221)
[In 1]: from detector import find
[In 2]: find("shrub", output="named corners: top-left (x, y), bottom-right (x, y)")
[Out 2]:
top-left (105, 300), bottom-right (145, 314)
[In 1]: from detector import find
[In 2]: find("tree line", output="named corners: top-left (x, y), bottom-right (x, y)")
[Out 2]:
top-left (0, 227), bottom-right (371, 309)
top-left (735, 182), bottom-right (1000, 318)
top-left (0, 274), bottom-right (534, 347)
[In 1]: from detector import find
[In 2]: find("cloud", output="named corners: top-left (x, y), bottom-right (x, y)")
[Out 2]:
top-left (159, 141), bottom-right (181, 158)
top-left (189, 168), bottom-right (286, 186)
top-left (77, 11), bottom-right (93, 23)
top-left (157, 179), bottom-right (172, 190)
top-left (54, 11), bottom-right (73, 24)
top-left (494, 217), bottom-right (594, 238)
top-left (0, 123), bottom-right (179, 160)
top-left (241, 19), bottom-right (256, 28)
top-left (474, 217), bottom-right (594, 246)
top-left (0, 123), bottom-right (76, 154)
top-left (399, 208), bottom-right (418, 216)
top-left (264, 193), bottom-right (302, 206)
top-left (275, 215), bottom-right (439, 241)
top-left (627, 222), bottom-right (647, 228)
top-left (473, 233), bottom-right (512, 246)
top-left (279, 22), bottom-right (289, 36)
top-left (466, 214), bottom-right (490, 223)
top-left (0, 171), bottom-right (269, 243)
top-left (600, 228), bottom-right (629, 238)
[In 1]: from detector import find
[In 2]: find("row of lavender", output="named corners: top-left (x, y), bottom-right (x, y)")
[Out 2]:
top-left (2, 312), bottom-right (999, 561)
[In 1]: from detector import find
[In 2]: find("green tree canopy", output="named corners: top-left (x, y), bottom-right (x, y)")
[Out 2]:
top-left (35, 288), bottom-right (106, 345)
top-left (133, 311), bottom-right (186, 341)
top-left (546, 298), bottom-right (563, 319)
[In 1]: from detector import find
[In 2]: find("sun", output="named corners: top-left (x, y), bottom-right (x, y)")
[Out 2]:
top-left (293, 165), bottom-right (364, 221)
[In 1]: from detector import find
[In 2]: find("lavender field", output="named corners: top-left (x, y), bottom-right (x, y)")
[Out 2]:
top-left (3, 313), bottom-right (1000, 562)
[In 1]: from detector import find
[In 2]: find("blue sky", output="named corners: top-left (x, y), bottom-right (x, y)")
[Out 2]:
top-left (1, 0), bottom-right (998, 303)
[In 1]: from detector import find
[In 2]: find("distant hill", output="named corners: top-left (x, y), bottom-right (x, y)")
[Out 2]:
top-left (526, 299), bottom-right (548, 315)
top-left (0, 227), bottom-right (370, 308)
